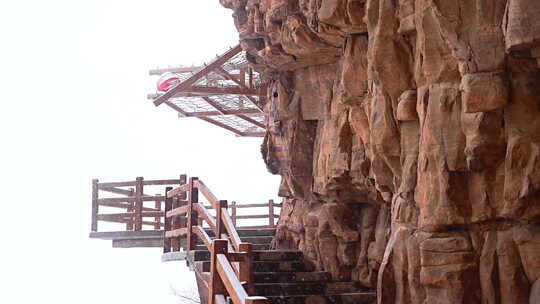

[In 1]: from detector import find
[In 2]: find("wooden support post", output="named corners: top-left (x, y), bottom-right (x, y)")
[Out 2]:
top-left (239, 243), bottom-right (254, 295)
top-left (174, 175), bottom-right (187, 251)
top-left (248, 67), bottom-right (253, 88)
top-left (240, 68), bottom-right (246, 87)
top-left (209, 239), bottom-right (228, 304)
top-left (171, 196), bottom-right (180, 251)
top-left (231, 201), bottom-right (237, 227)
top-left (164, 186), bottom-right (173, 253)
top-left (268, 199), bottom-right (275, 228)
top-left (91, 179), bottom-right (99, 232)
top-left (154, 194), bottom-right (161, 230)
top-left (126, 188), bottom-right (135, 231)
top-left (134, 177), bottom-right (144, 231)
top-left (216, 200), bottom-right (228, 238)
top-left (187, 177), bottom-right (199, 251)
top-left (179, 175), bottom-right (187, 199)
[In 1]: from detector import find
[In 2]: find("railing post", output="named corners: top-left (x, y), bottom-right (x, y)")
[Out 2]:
top-left (174, 175), bottom-right (187, 251)
top-left (216, 200), bottom-right (228, 238)
top-left (91, 179), bottom-right (99, 232)
top-left (164, 186), bottom-right (173, 253)
top-left (154, 193), bottom-right (161, 230)
top-left (231, 201), bottom-right (237, 227)
top-left (187, 177), bottom-right (199, 251)
top-left (268, 199), bottom-right (274, 228)
top-left (171, 196), bottom-right (179, 251)
top-left (126, 188), bottom-right (134, 231)
top-left (179, 174), bottom-right (187, 199)
top-left (239, 242), bottom-right (255, 295)
top-left (134, 177), bottom-right (144, 231)
top-left (209, 239), bottom-right (228, 304)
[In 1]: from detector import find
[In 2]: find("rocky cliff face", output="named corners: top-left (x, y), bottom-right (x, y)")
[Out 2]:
top-left (221, 1), bottom-right (540, 303)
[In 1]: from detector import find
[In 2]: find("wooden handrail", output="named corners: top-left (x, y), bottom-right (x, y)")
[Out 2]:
top-left (193, 226), bottom-right (212, 249)
top-left (166, 205), bottom-right (189, 218)
top-left (195, 203), bottom-right (218, 232)
top-left (165, 227), bottom-right (188, 238)
top-left (167, 183), bottom-right (190, 198)
top-left (194, 179), bottom-right (219, 207)
top-left (91, 175), bottom-right (279, 238)
top-left (97, 211), bottom-right (164, 218)
top-left (95, 216), bottom-right (164, 227)
top-left (216, 253), bottom-right (248, 304)
top-left (159, 176), bottom-right (271, 303)
top-left (221, 208), bottom-right (242, 252)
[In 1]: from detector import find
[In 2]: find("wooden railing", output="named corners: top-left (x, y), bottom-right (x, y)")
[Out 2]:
top-left (91, 177), bottom-right (183, 232)
top-left (164, 176), bottom-right (270, 304)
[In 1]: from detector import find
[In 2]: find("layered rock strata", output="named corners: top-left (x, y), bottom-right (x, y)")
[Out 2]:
top-left (220, 1), bottom-right (540, 303)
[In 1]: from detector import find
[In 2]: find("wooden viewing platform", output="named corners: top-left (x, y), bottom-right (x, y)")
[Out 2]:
top-left (89, 176), bottom-right (280, 249)
top-left (148, 45), bottom-right (268, 137)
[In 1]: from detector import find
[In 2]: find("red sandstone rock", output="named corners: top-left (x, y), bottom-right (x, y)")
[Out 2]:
top-left (220, 0), bottom-right (540, 303)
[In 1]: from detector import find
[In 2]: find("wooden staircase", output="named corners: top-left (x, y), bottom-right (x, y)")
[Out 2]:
top-left (166, 227), bottom-right (376, 304)
top-left (88, 175), bottom-right (376, 304)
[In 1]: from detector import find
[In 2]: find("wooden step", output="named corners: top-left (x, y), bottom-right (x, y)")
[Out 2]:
top-left (265, 292), bottom-right (376, 304)
top-left (254, 272), bottom-right (331, 283)
top-left (204, 228), bottom-right (276, 238)
top-left (188, 250), bottom-right (303, 262)
top-left (197, 260), bottom-right (314, 273)
top-left (254, 282), bottom-right (361, 296)
top-left (195, 243), bottom-right (270, 251)
top-left (196, 236), bottom-right (274, 245)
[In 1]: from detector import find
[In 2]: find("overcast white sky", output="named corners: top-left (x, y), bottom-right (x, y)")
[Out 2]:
top-left (0, 1), bottom-right (280, 303)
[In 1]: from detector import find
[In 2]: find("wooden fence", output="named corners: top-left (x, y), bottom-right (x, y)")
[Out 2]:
top-left (91, 175), bottom-right (280, 233)
top-left (164, 176), bottom-right (270, 304)
top-left (91, 177), bottom-right (183, 232)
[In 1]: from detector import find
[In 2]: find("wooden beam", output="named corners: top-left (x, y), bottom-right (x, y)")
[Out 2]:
top-left (269, 199), bottom-right (275, 228)
top-left (143, 179), bottom-right (181, 186)
top-left (197, 116), bottom-right (245, 136)
top-left (194, 180), bottom-right (220, 207)
top-left (153, 45), bottom-right (242, 106)
top-left (185, 109), bottom-right (263, 117)
top-left (201, 96), bottom-right (226, 115)
top-left (97, 195), bottom-right (165, 204)
top-left (239, 243), bottom-right (255, 295)
top-left (209, 240), bottom-right (228, 304)
top-left (165, 101), bottom-right (189, 117)
top-left (98, 181), bottom-right (136, 188)
top-left (164, 186), bottom-right (173, 253)
top-left (222, 210), bottom-right (242, 252)
top-left (213, 67), bottom-right (264, 112)
top-left (91, 179), bottom-right (99, 232)
top-left (99, 186), bottom-right (133, 196)
top-left (201, 96), bottom-right (264, 130)
top-left (165, 227), bottom-right (188, 238)
top-left (215, 67), bottom-right (245, 87)
top-left (166, 205), bottom-right (189, 218)
top-left (187, 177), bottom-right (199, 250)
top-left (178, 86), bottom-right (259, 96)
top-left (216, 253), bottom-right (249, 304)
top-left (195, 203), bottom-right (218, 233)
top-left (236, 114), bottom-right (265, 129)
top-left (193, 225), bottom-right (212, 250)
top-left (167, 183), bottom-right (190, 198)
top-left (134, 177), bottom-right (143, 231)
